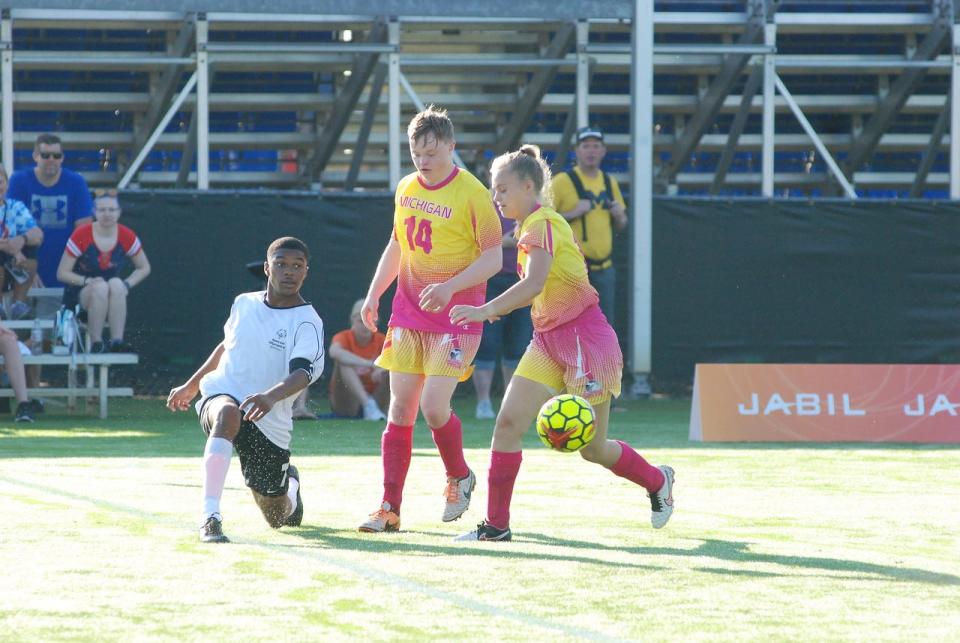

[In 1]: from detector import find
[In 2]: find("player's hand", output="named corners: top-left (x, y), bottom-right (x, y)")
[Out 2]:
top-left (450, 303), bottom-right (499, 326)
top-left (419, 282), bottom-right (453, 314)
top-left (166, 382), bottom-right (198, 412)
top-left (13, 251), bottom-right (27, 267)
top-left (360, 296), bottom-right (379, 333)
top-left (370, 365), bottom-right (387, 384)
top-left (240, 392), bottom-right (276, 423)
top-left (87, 276), bottom-right (106, 287)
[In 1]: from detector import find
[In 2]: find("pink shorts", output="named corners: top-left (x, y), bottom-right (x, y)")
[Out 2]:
top-left (375, 326), bottom-right (481, 379)
top-left (514, 305), bottom-right (622, 404)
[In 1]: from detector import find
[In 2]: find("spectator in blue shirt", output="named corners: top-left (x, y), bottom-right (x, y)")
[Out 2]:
top-left (0, 164), bottom-right (44, 320)
top-left (7, 134), bottom-right (93, 290)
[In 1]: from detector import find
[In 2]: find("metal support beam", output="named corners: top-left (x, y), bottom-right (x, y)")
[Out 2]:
top-left (843, 0), bottom-right (951, 181)
top-left (387, 18), bottom-right (400, 190)
top-left (345, 62), bottom-right (386, 192)
top-left (195, 14), bottom-right (209, 189)
top-left (554, 90), bottom-right (581, 173)
top-left (630, 0), bottom-right (654, 383)
top-left (118, 72), bottom-right (198, 189)
top-left (1, 11), bottom-right (12, 173)
top-left (135, 17), bottom-right (195, 153)
top-left (952, 22), bottom-right (960, 198)
top-left (398, 72), bottom-right (465, 168)
top-left (910, 97), bottom-right (949, 198)
top-left (495, 22), bottom-right (576, 153)
top-left (656, 0), bottom-right (774, 191)
top-left (576, 20), bottom-right (589, 130)
top-left (176, 112), bottom-right (198, 188)
top-left (711, 65), bottom-right (762, 194)
top-left (762, 20), bottom-right (776, 197)
top-left (774, 73), bottom-right (857, 198)
top-left (308, 20), bottom-right (387, 182)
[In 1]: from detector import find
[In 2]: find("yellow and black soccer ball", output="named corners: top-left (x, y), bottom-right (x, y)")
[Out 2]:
top-left (535, 394), bottom-right (596, 453)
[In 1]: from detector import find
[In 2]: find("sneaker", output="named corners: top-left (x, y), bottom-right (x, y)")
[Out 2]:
top-left (362, 397), bottom-right (386, 421)
top-left (358, 501), bottom-right (400, 533)
top-left (475, 398), bottom-right (495, 420)
top-left (283, 464), bottom-right (303, 527)
top-left (109, 339), bottom-right (134, 353)
top-left (199, 514), bottom-right (229, 543)
top-left (649, 465), bottom-right (675, 529)
top-left (28, 399), bottom-right (45, 415)
top-left (14, 402), bottom-right (34, 423)
top-left (442, 468), bottom-right (476, 522)
top-left (90, 341), bottom-right (106, 354)
top-left (454, 520), bottom-right (512, 542)
top-left (9, 301), bottom-right (32, 320)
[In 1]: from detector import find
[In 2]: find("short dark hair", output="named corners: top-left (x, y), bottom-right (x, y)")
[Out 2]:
top-left (34, 133), bottom-right (63, 150)
top-left (267, 236), bottom-right (309, 262)
top-left (407, 105), bottom-right (454, 144)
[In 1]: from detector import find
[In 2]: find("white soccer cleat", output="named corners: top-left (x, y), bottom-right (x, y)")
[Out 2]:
top-left (442, 468), bottom-right (476, 522)
top-left (648, 465), bottom-right (675, 529)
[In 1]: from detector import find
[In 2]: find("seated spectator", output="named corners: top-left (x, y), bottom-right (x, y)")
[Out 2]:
top-left (7, 133), bottom-right (93, 290)
top-left (329, 298), bottom-right (389, 420)
top-left (0, 164), bottom-right (44, 320)
top-left (0, 322), bottom-right (34, 422)
top-left (55, 192), bottom-right (150, 353)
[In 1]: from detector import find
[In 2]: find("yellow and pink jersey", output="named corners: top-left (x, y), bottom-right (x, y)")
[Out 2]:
top-left (389, 167), bottom-right (502, 335)
top-left (517, 205), bottom-right (600, 332)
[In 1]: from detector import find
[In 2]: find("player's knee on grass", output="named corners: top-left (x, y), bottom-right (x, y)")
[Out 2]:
top-left (252, 491), bottom-right (290, 528)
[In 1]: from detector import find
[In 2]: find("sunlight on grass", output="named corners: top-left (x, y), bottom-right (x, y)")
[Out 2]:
top-left (1, 398), bottom-right (958, 641)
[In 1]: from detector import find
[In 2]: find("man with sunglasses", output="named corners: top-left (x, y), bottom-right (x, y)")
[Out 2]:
top-left (7, 133), bottom-right (93, 292)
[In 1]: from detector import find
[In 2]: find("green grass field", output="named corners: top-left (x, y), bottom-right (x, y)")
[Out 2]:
top-left (2, 396), bottom-right (958, 642)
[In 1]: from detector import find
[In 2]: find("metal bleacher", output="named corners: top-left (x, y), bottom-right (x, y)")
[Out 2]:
top-left (1, 0), bottom-right (957, 197)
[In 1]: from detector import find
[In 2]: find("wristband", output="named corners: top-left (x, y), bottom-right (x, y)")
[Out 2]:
top-left (123, 279), bottom-right (131, 292)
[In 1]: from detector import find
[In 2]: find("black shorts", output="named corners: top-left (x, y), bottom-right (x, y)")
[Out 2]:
top-left (199, 394), bottom-right (291, 497)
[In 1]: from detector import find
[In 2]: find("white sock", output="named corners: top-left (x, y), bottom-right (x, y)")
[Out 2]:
top-left (284, 476), bottom-right (300, 518)
top-left (201, 437), bottom-right (233, 521)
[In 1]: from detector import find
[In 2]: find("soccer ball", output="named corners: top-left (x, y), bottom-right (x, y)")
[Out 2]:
top-left (535, 394), bottom-right (596, 453)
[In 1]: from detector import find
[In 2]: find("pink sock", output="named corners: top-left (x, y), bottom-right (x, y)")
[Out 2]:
top-left (610, 440), bottom-right (665, 493)
top-left (487, 450), bottom-right (522, 530)
top-left (429, 412), bottom-right (469, 479)
top-left (382, 422), bottom-right (414, 512)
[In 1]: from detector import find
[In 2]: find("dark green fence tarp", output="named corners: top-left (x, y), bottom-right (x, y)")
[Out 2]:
top-left (652, 198), bottom-right (960, 383)
top-left (120, 192), bottom-right (394, 393)
top-left (113, 193), bottom-right (960, 393)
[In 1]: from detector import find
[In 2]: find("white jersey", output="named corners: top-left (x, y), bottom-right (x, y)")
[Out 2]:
top-left (198, 291), bottom-right (324, 450)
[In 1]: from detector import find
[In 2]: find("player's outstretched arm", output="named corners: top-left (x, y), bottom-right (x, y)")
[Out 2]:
top-left (166, 342), bottom-right (225, 411)
top-left (419, 246), bottom-right (501, 313)
top-left (362, 237), bottom-right (401, 331)
top-left (450, 247), bottom-right (550, 326)
top-left (240, 369), bottom-right (311, 423)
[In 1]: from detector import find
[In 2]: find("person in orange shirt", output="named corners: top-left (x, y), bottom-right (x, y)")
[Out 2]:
top-left (328, 298), bottom-right (389, 420)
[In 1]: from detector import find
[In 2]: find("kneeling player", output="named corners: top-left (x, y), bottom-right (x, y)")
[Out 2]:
top-left (167, 237), bottom-right (324, 543)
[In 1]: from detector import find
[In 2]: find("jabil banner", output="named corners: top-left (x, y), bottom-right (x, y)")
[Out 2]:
top-left (689, 364), bottom-right (960, 443)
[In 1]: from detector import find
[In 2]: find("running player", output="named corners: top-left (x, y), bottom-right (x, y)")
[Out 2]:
top-left (450, 145), bottom-right (674, 542)
top-left (358, 105), bottom-right (502, 532)
top-left (166, 237), bottom-right (324, 543)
